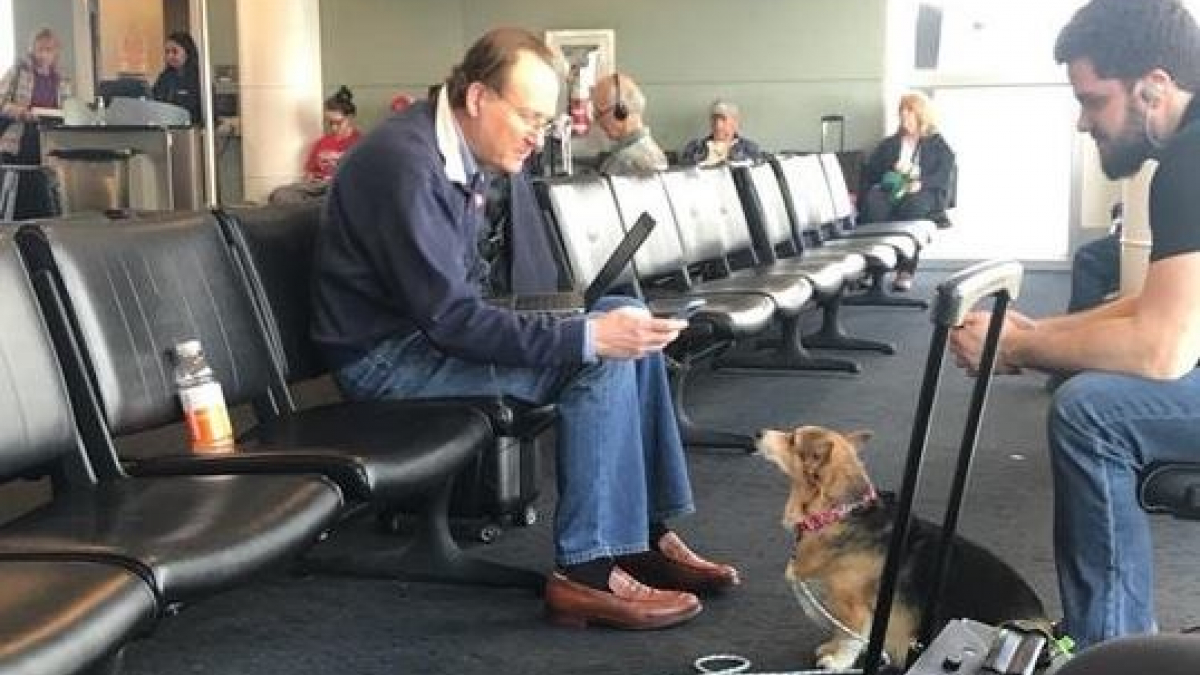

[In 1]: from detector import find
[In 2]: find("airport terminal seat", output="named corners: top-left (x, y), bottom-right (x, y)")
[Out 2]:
top-left (15, 212), bottom-right (540, 589)
top-left (538, 173), bottom-right (776, 450)
top-left (828, 152), bottom-right (939, 245)
top-left (730, 161), bottom-right (896, 357)
top-left (1054, 633), bottom-right (1200, 675)
top-left (1139, 461), bottom-right (1200, 520)
top-left (0, 229), bottom-right (342, 673)
top-left (0, 560), bottom-right (156, 675)
top-left (602, 171), bottom-right (858, 375)
top-left (785, 153), bottom-right (930, 309)
top-left (218, 201), bottom-right (558, 544)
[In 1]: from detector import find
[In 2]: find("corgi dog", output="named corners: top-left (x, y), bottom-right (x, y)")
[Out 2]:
top-left (756, 425), bottom-right (1046, 670)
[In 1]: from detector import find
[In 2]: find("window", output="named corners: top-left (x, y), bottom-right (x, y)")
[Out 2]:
top-left (888, 1), bottom-right (1090, 262)
top-left (912, 1), bottom-right (1082, 82)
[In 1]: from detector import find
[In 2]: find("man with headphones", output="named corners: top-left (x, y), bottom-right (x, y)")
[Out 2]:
top-left (590, 72), bottom-right (669, 175)
top-left (950, 0), bottom-right (1200, 651)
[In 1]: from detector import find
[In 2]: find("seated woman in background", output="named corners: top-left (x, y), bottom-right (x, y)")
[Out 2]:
top-left (151, 32), bottom-right (202, 124)
top-left (303, 86), bottom-right (360, 183)
top-left (859, 91), bottom-right (955, 291)
top-left (269, 86), bottom-right (361, 204)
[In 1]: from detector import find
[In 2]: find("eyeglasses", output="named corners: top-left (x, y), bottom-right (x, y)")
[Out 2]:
top-left (488, 87), bottom-right (555, 136)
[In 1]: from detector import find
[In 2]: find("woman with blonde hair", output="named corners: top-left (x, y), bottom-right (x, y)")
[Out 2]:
top-left (0, 27), bottom-right (65, 219)
top-left (859, 91), bottom-right (955, 290)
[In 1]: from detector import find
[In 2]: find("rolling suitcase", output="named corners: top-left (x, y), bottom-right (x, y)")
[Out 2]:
top-left (820, 114), bottom-right (865, 202)
top-left (381, 397), bottom-right (556, 544)
top-left (447, 398), bottom-right (557, 543)
top-left (855, 259), bottom-right (1065, 675)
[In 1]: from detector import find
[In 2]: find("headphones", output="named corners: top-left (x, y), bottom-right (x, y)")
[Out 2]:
top-left (611, 73), bottom-right (628, 121)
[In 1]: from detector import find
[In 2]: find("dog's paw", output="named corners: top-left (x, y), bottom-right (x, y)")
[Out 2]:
top-left (815, 639), bottom-right (862, 671)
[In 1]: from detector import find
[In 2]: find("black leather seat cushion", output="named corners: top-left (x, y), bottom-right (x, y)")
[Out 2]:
top-left (0, 560), bottom-right (156, 675)
top-left (689, 273), bottom-right (812, 315)
top-left (0, 474), bottom-right (342, 603)
top-left (728, 259), bottom-right (848, 296)
top-left (646, 294), bottom-right (775, 338)
top-left (1140, 462), bottom-right (1200, 519)
top-left (849, 219), bottom-right (936, 246)
top-left (821, 232), bottom-right (918, 259)
top-left (130, 400), bottom-right (493, 503)
top-left (1056, 634), bottom-right (1200, 675)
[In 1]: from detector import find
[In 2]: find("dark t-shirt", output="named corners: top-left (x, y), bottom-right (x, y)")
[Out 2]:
top-left (1150, 98), bottom-right (1200, 262)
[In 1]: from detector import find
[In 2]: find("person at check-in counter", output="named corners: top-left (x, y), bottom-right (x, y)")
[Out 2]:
top-left (151, 31), bottom-right (202, 125)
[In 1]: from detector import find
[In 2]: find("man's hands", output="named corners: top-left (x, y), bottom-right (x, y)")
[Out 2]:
top-left (591, 306), bottom-right (686, 359)
top-left (949, 309), bottom-right (1035, 375)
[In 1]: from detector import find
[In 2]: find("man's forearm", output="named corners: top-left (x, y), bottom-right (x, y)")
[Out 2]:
top-left (1007, 297), bottom-right (1171, 377)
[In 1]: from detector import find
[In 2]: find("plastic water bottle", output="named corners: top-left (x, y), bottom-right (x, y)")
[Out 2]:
top-left (172, 339), bottom-right (234, 453)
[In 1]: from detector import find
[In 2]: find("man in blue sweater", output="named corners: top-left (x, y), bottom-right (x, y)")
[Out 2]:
top-left (311, 27), bottom-right (737, 630)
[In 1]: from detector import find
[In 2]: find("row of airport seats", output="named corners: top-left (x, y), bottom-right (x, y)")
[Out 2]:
top-left (0, 207), bottom-right (550, 675)
top-left (532, 153), bottom-right (939, 448)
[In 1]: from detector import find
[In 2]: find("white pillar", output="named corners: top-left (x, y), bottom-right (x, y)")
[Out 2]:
top-left (236, 0), bottom-right (322, 203)
top-left (1119, 160), bottom-right (1157, 296)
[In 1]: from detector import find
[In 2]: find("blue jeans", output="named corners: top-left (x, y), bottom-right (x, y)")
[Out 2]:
top-left (333, 297), bottom-right (695, 566)
top-left (1048, 369), bottom-right (1200, 647)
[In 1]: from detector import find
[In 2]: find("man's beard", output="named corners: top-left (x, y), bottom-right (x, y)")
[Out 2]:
top-left (1095, 101), bottom-right (1156, 179)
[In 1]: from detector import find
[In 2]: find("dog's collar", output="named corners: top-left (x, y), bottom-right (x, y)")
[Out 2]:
top-left (794, 485), bottom-right (879, 537)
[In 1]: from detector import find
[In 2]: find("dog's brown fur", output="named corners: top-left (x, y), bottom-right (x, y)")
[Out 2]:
top-left (758, 425), bottom-right (1046, 670)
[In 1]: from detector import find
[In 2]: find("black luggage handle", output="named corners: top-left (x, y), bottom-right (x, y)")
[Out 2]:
top-left (930, 259), bottom-right (1024, 328)
top-left (862, 259), bottom-right (1024, 675)
top-left (820, 114), bottom-right (845, 153)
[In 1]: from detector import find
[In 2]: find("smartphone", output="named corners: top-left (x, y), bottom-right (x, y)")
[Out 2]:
top-left (653, 298), bottom-right (707, 321)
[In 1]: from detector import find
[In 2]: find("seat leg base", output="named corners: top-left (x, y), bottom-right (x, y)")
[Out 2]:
top-left (717, 315), bottom-right (860, 373)
top-left (803, 327), bottom-right (896, 354)
top-left (668, 353), bottom-right (756, 452)
top-left (803, 295), bottom-right (897, 354)
top-left (715, 349), bottom-right (860, 373)
top-left (299, 481), bottom-right (545, 590)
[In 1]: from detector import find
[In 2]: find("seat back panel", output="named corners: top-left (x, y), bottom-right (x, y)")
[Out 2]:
top-left (0, 232), bottom-right (77, 478)
top-left (19, 213), bottom-right (277, 437)
top-left (605, 173), bottom-right (688, 280)
top-left (222, 202), bottom-right (325, 384)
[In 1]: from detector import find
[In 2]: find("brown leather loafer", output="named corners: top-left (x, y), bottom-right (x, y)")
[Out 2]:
top-left (544, 567), bottom-right (701, 630)
top-left (620, 531), bottom-right (740, 593)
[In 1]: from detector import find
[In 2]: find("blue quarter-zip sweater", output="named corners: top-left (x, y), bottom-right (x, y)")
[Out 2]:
top-left (311, 100), bottom-right (587, 370)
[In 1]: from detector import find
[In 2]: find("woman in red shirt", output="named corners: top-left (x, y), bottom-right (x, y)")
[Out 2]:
top-left (270, 86), bottom-right (361, 203)
top-left (304, 86), bottom-right (361, 182)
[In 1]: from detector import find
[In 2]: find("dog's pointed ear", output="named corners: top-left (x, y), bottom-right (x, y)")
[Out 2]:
top-left (845, 430), bottom-right (873, 451)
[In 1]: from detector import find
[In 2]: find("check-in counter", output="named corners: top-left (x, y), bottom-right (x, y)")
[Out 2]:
top-left (40, 124), bottom-right (203, 212)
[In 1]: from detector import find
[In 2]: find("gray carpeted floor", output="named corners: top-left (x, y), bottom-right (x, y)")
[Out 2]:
top-left (118, 269), bottom-right (1200, 675)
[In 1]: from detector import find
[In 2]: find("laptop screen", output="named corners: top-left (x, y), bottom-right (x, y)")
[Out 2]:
top-left (582, 212), bottom-right (657, 306)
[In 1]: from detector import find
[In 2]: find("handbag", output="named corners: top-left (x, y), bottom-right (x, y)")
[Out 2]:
top-left (879, 139), bottom-right (923, 204)
top-left (879, 169), bottom-right (910, 204)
